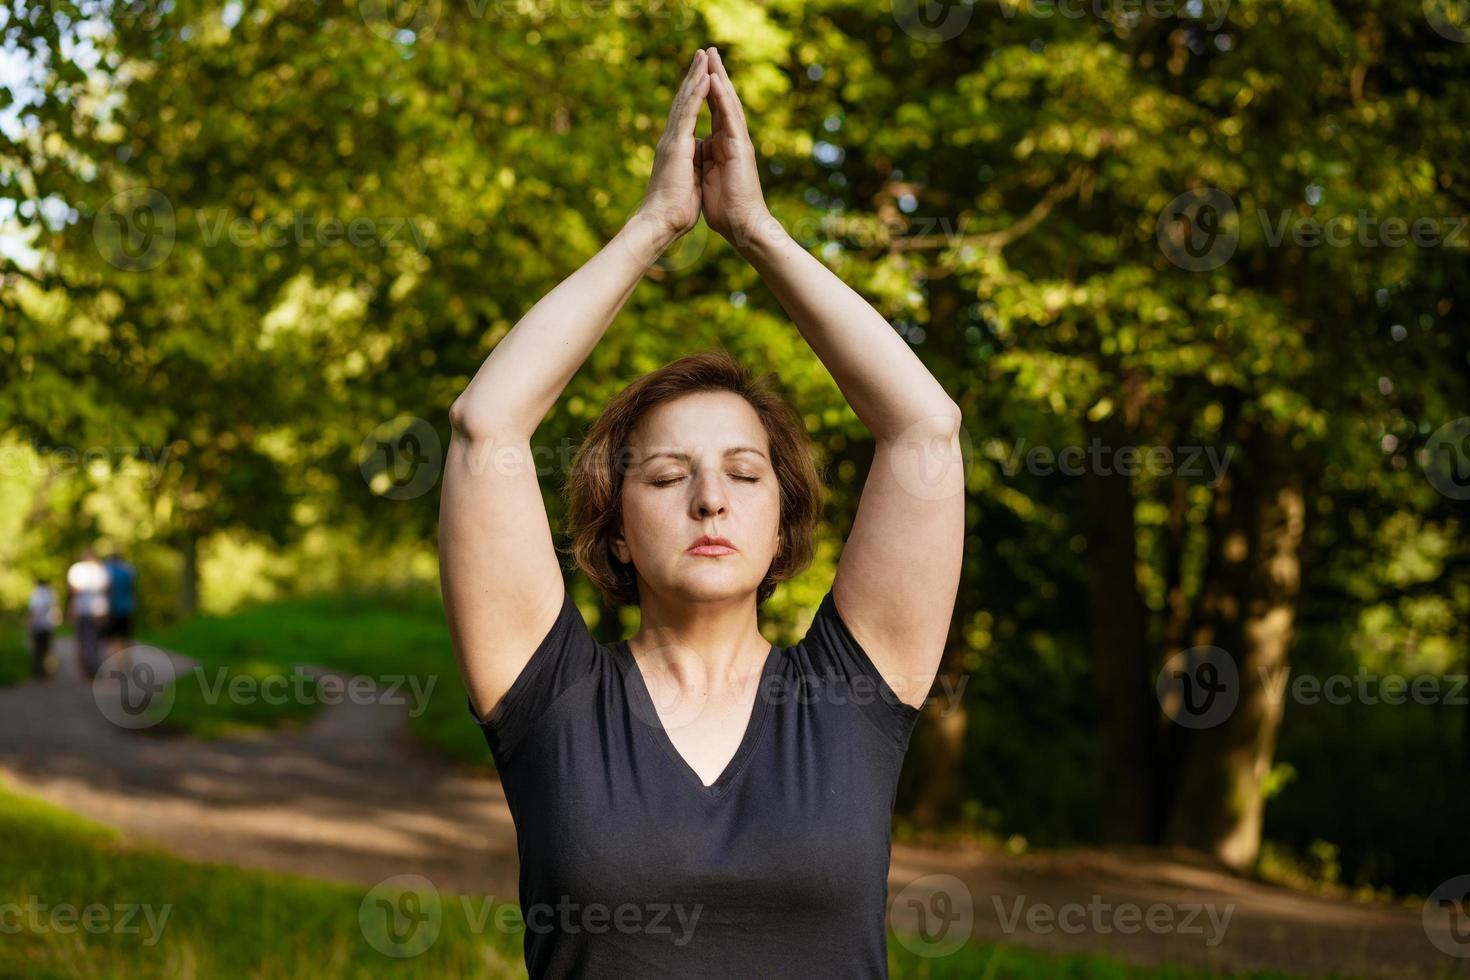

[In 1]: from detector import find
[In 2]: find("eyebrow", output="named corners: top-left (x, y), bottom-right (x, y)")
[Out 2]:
top-left (640, 447), bottom-right (768, 466)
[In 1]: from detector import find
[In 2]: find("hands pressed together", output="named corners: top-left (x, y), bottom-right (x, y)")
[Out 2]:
top-left (636, 47), bottom-right (776, 252)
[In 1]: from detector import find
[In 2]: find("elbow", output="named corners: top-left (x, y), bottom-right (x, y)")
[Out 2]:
top-left (448, 395), bottom-right (533, 443)
top-left (448, 396), bottom-right (492, 442)
top-left (880, 405), bottom-right (963, 446)
top-left (927, 402), bottom-right (964, 434)
top-left (447, 397), bottom-right (474, 438)
top-left (919, 403), bottom-right (964, 442)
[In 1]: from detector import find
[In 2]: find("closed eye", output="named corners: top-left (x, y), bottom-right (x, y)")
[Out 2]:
top-left (652, 474), bottom-right (760, 487)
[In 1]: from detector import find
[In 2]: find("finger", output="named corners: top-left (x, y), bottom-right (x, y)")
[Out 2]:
top-left (705, 55), bottom-right (724, 138)
top-left (674, 71), bottom-right (710, 139)
top-left (707, 69), bottom-right (747, 142)
top-left (707, 47), bottom-right (747, 128)
top-left (706, 67), bottom-right (747, 140)
top-left (663, 50), bottom-right (707, 140)
top-left (664, 53), bottom-right (700, 132)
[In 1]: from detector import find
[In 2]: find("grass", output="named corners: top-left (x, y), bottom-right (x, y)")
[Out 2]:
top-left (139, 589), bottom-right (488, 766)
top-left (0, 776), bottom-right (522, 978)
top-left (0, 777), bottom-right (1306, 980)
top-left (1, 626), bottom-right (36, 687)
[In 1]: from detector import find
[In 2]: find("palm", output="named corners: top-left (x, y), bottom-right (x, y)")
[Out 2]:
top-left (638, 51), bottom-right (711, 240)
top-left (698, 48), bottom-right (768, 244)
top-left (700, 134), bottom-right (732, 234)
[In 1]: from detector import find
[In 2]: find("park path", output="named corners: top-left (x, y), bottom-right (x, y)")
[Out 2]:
top-left (0, 638), bottom-right (1465, 980)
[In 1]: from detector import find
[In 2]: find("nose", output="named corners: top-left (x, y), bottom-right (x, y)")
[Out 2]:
top-left (690, 470), bottom-right (728, 520)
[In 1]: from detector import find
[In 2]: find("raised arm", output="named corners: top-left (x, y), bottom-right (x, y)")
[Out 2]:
top-left (442, 51), bottom-right (712, 720)
top-left (700, 47), bottom-right (965, 709)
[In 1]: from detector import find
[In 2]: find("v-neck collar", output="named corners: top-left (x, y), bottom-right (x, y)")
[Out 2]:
top-left (617, 637), bottom-right (783, 799)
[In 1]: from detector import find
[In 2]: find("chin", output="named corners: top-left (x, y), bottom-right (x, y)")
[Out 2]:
top-left (668, 572), bottom-right (757, 603)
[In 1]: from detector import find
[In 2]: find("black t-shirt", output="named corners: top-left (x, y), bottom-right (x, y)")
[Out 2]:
top-left (467, 584), bottom-right (923, 979)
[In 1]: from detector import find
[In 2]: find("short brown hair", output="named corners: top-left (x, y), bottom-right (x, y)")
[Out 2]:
top-left (561, 348), bottom-right (825, 609)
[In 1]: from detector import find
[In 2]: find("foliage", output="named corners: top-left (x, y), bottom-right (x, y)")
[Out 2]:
top-left (2, 0), bottom-right (1466, 892)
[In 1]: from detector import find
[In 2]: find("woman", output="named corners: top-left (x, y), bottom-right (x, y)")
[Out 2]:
top-left (440, 46), bottom-right (965, 979)
top-left (27, 576), bottom-right (61, 679)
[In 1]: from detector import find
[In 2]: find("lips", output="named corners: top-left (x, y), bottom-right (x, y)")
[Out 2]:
top-left (687, 534), bottom-right (737, 556)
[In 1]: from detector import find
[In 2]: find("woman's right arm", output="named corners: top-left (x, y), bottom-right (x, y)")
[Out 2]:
top-left (440, 50), bottom-right (712, 721)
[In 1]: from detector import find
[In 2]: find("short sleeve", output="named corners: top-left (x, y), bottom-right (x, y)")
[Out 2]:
top-left (797, 588), bottom-right (924, 751)
top-left (467, 587), bottom-right (600, 764)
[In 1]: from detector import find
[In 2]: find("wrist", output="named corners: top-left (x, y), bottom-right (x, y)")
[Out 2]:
top-left (729, 211), bottom-right (790, 258)
top-left (619, 209), bottom-right (680, 265)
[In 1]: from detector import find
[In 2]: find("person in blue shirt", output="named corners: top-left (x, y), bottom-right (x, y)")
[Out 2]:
top-left (102, 549), bottom-right (139, 666)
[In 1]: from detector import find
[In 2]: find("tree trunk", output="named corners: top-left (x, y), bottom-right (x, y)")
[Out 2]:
top-left (904, 625), bottom-right (971, 828)
top-left (1081, 415), bottom-right (1158, 843)
top-left (178, 531), bottom-right (199, 619)
top-left (1464, 640), bottom-right (1470, 771)
top-left (1164, 433), bottom-right (1304, 869)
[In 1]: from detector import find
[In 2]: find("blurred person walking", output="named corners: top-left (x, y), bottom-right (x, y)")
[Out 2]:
top-left (103, 548), bottom-right (139, 668)
top-left (67, 547), bottom-right (109, 680)
top-left (26, 577), bottom-right (61, 679)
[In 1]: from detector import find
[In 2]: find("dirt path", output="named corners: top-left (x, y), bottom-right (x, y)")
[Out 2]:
top-left (1, 639), bottom-right (1464, 980)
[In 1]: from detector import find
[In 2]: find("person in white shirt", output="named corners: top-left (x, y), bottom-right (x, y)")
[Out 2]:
top-left (27, 578), bottom-right (61, 679)
top-left (67, 547), bottom-right (110, 680)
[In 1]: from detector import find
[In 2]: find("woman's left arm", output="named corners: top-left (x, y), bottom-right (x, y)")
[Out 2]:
top-left (701, 48), bottom-right (966, 709)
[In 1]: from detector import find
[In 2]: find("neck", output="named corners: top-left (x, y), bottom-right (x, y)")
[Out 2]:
top-left (627, 590), bottom-right (771, 693)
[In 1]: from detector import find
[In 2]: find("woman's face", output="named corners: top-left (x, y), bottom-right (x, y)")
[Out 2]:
top-left (613, 391), bottom-right (783, 605)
